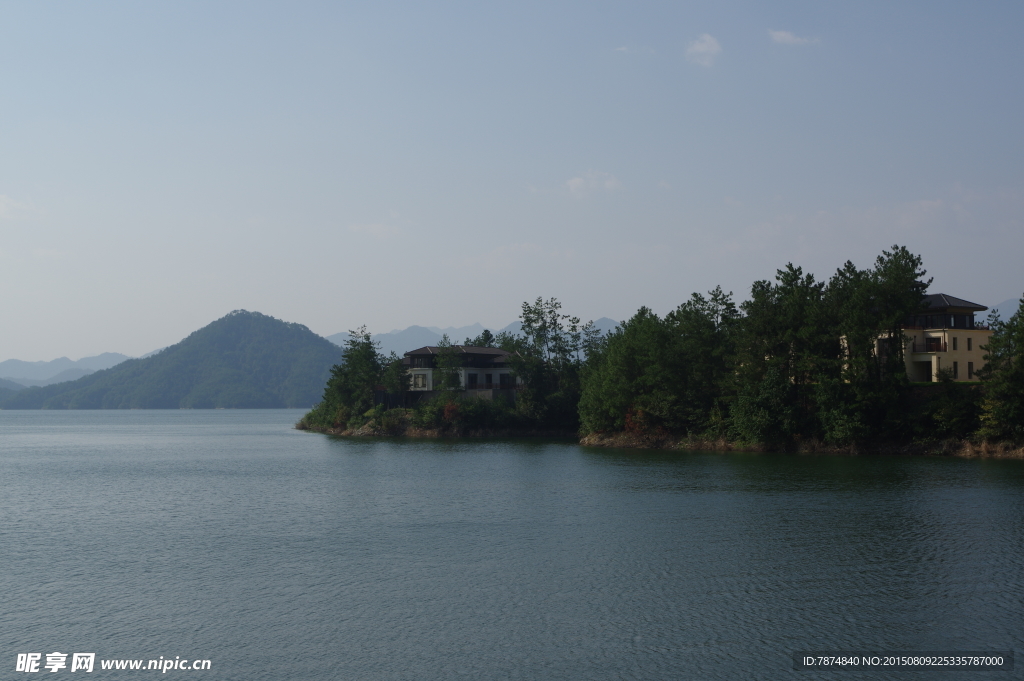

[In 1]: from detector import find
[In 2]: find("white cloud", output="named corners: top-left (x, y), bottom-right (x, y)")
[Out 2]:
top-left (566, 170), bottom-right (622, 197)
top-left (769, 29), bottom-right (819, 45)
top-left (686, 34), bottom-right (721, 67)
top-left (615, 46), bottom-right (629, 53)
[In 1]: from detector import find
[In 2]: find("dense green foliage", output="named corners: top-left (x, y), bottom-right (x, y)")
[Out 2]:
top-left (301, 297), bottom-right (599, 433)
top-left (491, 297), bottom-right (601, 429)
top-left (977, 296), bottom-right (1024, 442)
top-left (299, 245), bottom-right (1021, 446)
top-left (579, 288), bottom-right (738, 436)
top-left (578, 246), bottom-right (1019, 447)
top-left (433, 334), bottom-right (464, 393)
top-left (0, 311), bottom-right (342, 409)
top-left (301, 327), bottom-right (390, 429)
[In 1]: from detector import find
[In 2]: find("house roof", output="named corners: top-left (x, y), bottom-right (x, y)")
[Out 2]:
top-left (404, 345), bottom-right (510, 357)
top-left (921, 293), bottom-right (988, 312)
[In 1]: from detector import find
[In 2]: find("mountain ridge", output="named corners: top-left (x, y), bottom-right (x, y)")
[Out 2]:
top-left (0, 314), bottom-right (626, 409)
top-left (0, 352), bottom-right (131, 383)
top-left (326, 318), bottom-right (619, 356)
top-left (6, 368), bottom-right (97, 388)
top-left (989, 297), bottom-right (1022, 321)
top-left (0, 311), bottom-right (341, 409)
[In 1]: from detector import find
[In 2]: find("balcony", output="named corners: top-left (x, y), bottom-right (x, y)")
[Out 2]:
top-left (904, 324), bottom-right (990, 331)
top-left (911, 339), bottom-right (946, 353)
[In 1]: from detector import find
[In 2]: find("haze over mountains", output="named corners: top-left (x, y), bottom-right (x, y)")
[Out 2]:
top-left (1, 311), bottom-right (342, 409)
top-left (0, 353), bottom-right (131, 386)
top-left (0, 297), bottom-right (1015, 410)
top-left (325, 318), bottom-right (618, 357)
top-left (0, 313), bottom-right (618, 410)
top-left (0, 319), bottom-right (621, 387)
top-left (0, 377), bottom-right (25, 402)
top-left (7, 295), bottom-right (1012, 379)
top-left (989, 298), bottom-right (1022, 322)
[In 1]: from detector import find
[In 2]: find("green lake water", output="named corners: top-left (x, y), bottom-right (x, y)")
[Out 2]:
top-left (2, 410), bottom-right (1021, 679)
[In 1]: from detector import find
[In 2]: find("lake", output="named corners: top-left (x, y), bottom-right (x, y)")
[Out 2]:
top-left (2, 410), bottom-right (1022, 680)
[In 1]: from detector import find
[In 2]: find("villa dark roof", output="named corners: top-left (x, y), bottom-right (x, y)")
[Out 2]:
top-left (921, 294), bottom-right (988, 312)
top-left (404, 345), bottom-right (510, 357)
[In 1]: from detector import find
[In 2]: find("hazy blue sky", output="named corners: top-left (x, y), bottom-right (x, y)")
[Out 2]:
top-left (2, 1), bottom-right (1022, 360)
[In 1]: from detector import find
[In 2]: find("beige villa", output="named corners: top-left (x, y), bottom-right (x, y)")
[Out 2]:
top-left (901, 293), bottom-right (992, 382)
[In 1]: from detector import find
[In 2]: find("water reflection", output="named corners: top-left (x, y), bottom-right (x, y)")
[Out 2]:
top-left (2, 411), bottom-right (1022, 680)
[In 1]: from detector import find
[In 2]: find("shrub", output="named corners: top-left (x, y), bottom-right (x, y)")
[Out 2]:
top-left (378, 408), bottom-right (408, 435)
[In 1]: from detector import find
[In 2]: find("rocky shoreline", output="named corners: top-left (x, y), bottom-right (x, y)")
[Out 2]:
top-left (295, 420), bottom-right (576, 440)
top-left (580, 432), bottom-right (1024, 458)
top-left (298, 419), bottom-right (1023, 459)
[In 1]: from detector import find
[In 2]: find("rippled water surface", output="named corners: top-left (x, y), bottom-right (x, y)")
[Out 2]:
top-left (2, 410), bottom-right (1022, 680)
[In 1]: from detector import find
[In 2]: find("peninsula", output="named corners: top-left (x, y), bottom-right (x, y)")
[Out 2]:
top-left (298, 246), bottom-right (1024, 458)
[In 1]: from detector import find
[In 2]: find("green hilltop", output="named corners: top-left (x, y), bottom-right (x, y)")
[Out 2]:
top-left (0, 311), bottom-right (342, 409)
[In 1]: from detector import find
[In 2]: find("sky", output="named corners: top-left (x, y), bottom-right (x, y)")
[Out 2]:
top-left (1, 1), bottom-right (1022, 361)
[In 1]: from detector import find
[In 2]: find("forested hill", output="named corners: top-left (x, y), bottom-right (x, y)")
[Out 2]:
top-left (0, 311), bottom-right (342, 409)
top-left (0, 377), bottom-right (24, 402)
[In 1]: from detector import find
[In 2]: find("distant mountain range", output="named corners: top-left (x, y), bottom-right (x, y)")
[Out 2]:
top-left (3, 296), bottom-right (1018, 410)
top-left (0, 311), bottom-right (341, 409)
top-left (0, 314), bottom-right (619, 410)
top-left (988, 297), bottom-right (1021, 321)
top-left (3, 295), bottom-right (1016, 402)
top-left (325, 318), bottom-right (619, 357)
top-left (0, 352), bottom-right (131, 386)
top-left (0, 377), bottom-right (26, 402)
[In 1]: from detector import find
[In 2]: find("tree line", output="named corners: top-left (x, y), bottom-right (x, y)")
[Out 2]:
top-left (300, 245), bottom-right (1024, 446)
top-left (299, 296), bottom-right (600, 433)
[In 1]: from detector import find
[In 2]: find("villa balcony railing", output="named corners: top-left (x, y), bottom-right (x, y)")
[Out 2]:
top-left (407, 383), bottom-right (522, 392)
top-left (903, 324), bottom-right (990, 331)
top-left (911, 340), bottom-right (947, 353)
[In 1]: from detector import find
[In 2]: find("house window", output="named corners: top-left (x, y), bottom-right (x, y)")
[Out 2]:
top-left (967, 338), bottom-right (972, 351)
top-left (485, 374), bottom-right (493, 387)
top-left (968, 362), bottom-right (974, 379)
top-left (953, 361), bottom-right (959, 379)
top-left (413, 374), bottom-right (427, 389)
top-left (499, 373), bottom-right (510, 387)
top-left (952, 337), bottom-right (958, 351)
top-left (467, 373), bottom-right (478, 388)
